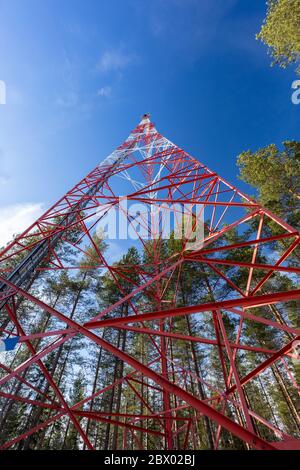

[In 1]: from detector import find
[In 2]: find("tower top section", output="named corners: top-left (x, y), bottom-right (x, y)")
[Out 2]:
top-left (140, 113), bottom-right (151, 123)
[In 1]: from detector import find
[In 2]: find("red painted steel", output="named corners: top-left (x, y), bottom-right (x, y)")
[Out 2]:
top-left (0, 115), bottom-right (299, 450)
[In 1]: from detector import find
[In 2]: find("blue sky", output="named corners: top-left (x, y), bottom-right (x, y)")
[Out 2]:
top-left (0, 0), bottom-right (299, 246)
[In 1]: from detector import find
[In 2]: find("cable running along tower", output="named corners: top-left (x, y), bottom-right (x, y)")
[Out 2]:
top-left (0, 115), bottom-right (299, 450)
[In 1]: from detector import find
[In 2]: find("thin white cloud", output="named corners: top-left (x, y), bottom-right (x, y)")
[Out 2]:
top-left (97, 50), bottom-right (136, 73)
top-left (0, 202), bottom-right (44, 248)
top-left (55, 91), bottom-right (79, 108)
top-left (132, 0), bottom-right (238, 60)
top-left (97, 86), bottom-right (112, 98)
top-left (0, 176), bottom-right (9, 185)
top-left (54, 53), bottom-right (82, 109)
top-left (7, 85), bottom-right (25, 106)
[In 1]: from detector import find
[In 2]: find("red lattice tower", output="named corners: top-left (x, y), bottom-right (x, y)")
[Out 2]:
top-left (0, 115), bottom-right (299, 450)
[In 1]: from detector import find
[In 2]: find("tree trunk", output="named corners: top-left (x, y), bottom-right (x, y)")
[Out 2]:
top-left (271, 363), bottom-right (300, 432)
top-left (22, 272), bottom-right (87, 449)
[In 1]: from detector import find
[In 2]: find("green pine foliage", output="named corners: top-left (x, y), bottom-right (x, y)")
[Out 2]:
top-left (257, 0), bottom-right (300, 74)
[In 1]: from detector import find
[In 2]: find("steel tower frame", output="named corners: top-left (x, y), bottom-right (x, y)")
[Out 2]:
top-left (0, 115), bottom-right (299, 450)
